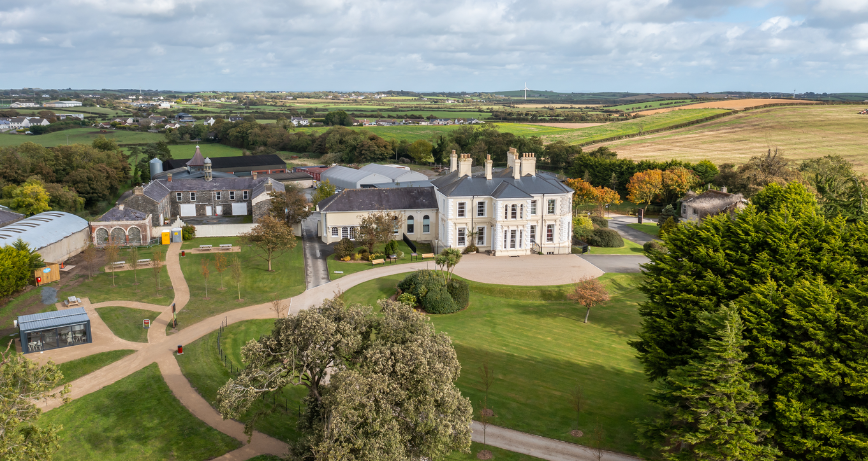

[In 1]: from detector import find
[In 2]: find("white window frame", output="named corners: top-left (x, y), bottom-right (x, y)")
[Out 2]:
top-left (457, 227), bottom-right (466, 246)
top-left (547, 199), bottom-right (556, 214)
top-left (546, 224), bottom-right (554, 243)
top-left (331, 227), bottom-right (338, 237)
top-left (407, 215), bottom-right (415, 234)
top-left (511, 204), bottom-right (517, 219)
top-left (509, 229), bottom-right (517, 249)
top-left (457, 202), bottom-right (466, 218)
top-left (503, 230), bottom-right (508, 249)
top-left (520, 204), bottom-right (524, 219)
top-left (477, 226), bottom-right (485, 245)
top-left (175, 192), bottom-right (182, 202)
top-left (423, 215), bottom-right (430, 233)
top-left (190, 192), bottom-right (196, 202)
top-left (341, 227), bottom-right (350, 239)
top-left (216, 191), bottom-right (222, 200)
top-left (243, 190), bottom-right (249, 200)
top-left (530, 225), bottom-right (536, 243)
top-left (477, 201), bottom-right (485, 217)
top-left (530, 200), bottom-right (537, 215)
top-left (230, 191), bottom-right (236, 200)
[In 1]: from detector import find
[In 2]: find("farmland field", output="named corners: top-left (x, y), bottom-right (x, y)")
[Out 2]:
top-left (639, 98), bottom-right (819, 114)
top-left (591, 105), bottom-right (868, 173)
top-left (603, 99), bottom-right (696, 112)
top-left (0, 128), bottom-right (164, 148)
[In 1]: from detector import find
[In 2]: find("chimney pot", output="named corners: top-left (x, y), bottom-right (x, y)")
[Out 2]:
top-left (167, 173), bottom-right (172, 182)
top-left (252, 172), bottom-right (258, 180)
top-left (721, 186), bottom-right (728, 193)
top-left (485, 154), bottom-right (493, 180)
top-left (119, 204), bottom-right (124, 210)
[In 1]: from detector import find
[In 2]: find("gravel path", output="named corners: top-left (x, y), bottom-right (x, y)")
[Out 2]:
top-left (34, 245), bottom-right (641, 461)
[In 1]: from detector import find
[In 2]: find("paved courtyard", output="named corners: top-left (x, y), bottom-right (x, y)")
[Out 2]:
top-left (452, 253), bottom-right (603, 285)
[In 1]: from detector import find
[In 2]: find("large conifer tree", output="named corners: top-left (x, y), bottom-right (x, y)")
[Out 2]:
top-left (632, 182), bottom-right (868, 460)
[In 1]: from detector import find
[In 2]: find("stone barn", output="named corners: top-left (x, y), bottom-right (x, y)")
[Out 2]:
top-left (90, 204), bottom-right (153, 246)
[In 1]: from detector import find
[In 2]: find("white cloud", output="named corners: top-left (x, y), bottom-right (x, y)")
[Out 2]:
top-left (0, 30), bottom-right (20, 44)
top-left (760, 16), bottom-right (798, 33)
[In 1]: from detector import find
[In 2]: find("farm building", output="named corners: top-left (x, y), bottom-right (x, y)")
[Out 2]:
top-left (0, 212), bottom-right (90, 262)
top-left (91, 204), bottom-right (153, 246)
top-left (0, 205), bottom-right (24, 227)
top-left (260, 171), bottom-right (317, 189)
top-left (358, 164), bottom-right (428, 183)
top-left (155, 148), bottom-right (287, 179)
top-left (320, 166), bottom-right (392, 190)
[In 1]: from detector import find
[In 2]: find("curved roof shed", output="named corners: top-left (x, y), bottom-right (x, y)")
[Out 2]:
top-left (0, 212), bottom-right (90, 262)
top-left (320, 166), bottom-right (391, 190)
top-left (359, 164), bottom-right (428, 183)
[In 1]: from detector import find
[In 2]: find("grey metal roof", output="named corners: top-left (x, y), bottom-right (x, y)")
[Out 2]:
top-left (432, 169), bottom-right (572, 197)
top-left (372, 180), bottom-right (434, 189)
top-left (318, 187), bottom-right (437, 212)
top-left (98, 206), bottom-right (148, 222)
top-left (252, 178), bottom-right (285, 198)
top-left (18, 307), bottom-right (89, 332)
top-left (0, 206), bottom-right (24, 227)
top-left (359, 164), bottom-right (429, 182)
top-left (320, 166), bottom-right (392, 190)
top-left (0, 212), bottom-right (88, 250)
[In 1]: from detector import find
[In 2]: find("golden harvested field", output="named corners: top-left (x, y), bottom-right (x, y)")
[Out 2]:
top-left (524, 122), bottom-right (608, 128)
top-left (638, 98), bottom-right (819, 114)
top-left (591, 105), bottom-right (868, 173)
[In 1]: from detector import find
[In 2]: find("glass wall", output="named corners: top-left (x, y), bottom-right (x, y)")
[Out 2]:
top-left (25, 323), bottom-right (88, 352)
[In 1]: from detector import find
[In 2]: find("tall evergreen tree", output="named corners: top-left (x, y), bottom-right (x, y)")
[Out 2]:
top-left (632, 182), bottom-right (868, 460)
top-left (638, 304), bottom-right (778, 461)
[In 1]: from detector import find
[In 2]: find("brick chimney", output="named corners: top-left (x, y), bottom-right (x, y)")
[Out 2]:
top-left (458, 154), bottom-right (473, 177)
top-left (450, 150), bottom-right (458, 173)
top-left (167, 173), bottom-right (172, 182)
top-left (485, 154), bottom-right (493, 180)
top-left (252, 172), bottom-right (258, 180)
top-left (265, 180), bottom-right (273, 193)
top-left (134, 186), bottom-right (144, 195)
top-left (520, 152), bottom-right (536, 177)
top-left (119, 204), bottom-right (125, 210)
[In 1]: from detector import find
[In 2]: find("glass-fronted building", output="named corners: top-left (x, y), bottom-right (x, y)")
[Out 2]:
top-left (17, 308), bottom-right (92, 354)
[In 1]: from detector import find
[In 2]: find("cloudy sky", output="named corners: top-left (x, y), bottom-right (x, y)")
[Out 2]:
top-left (2, 0), bottom-right (867, 93)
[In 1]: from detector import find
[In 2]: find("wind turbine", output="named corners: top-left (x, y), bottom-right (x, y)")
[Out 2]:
top-left (523, 82), bottom-right (530, 100)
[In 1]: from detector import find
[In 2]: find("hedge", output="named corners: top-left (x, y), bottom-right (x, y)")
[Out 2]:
top-left (590, 216), bottom-right (608, 228)
top-left (0, 246), bottom-right (32, 297)
top-left (447, 279), bottom-right (470, 310)
top-left (398, 270), bottom-right (463, 314)
top-left (588, 228), bottom-right (624, 248)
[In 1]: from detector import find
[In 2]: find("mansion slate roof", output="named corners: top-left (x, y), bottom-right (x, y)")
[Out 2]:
top-left (136, 177), bottom-right (285, 203)
top-left (164, 153), bottom-right (285, 171)
top-left (431, 168), bottom-right (572, 198)
top-left (98, 206), bottom-right (148, 222)
top-left (318, 187), bottom-right (437, 212)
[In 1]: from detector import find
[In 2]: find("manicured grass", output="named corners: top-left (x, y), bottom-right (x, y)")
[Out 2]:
top-left (96, 306), bottom-right (162, 342)
top-left (58, 247), bottom-right (174, 306)
top-left (342, 272), bottom-right (656, 455)
top-left (176, 319), bottom-right (307, 442)
top-left (39, 363), bottom-right (241, 460)
top-left (56, 349), bottom-right (136, 386)
top-left (626, 223), bottom-right (660, 238)
top-left (446, 443), bottom-right (545, 461)
top-left (176, 237), bottom-right (305, 331)
top-left (326, 240), bottom-right (432, 280)
top-left (587, 238), bottom-right (645, 255)
top-left (0, 128), bottom-right (164, 148)
top-left (167, 143), bottom-right (249, 159)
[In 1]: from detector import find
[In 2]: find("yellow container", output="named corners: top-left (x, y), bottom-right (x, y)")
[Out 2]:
top-left (161, 230), bottom-right (171, 245)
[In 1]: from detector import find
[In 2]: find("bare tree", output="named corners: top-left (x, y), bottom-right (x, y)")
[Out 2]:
top-left (126, 245), bottom-right (139, 290)
top-left (271, 294), bottom-right (287, 319)
top-left (479, 361), bottom-right (494, 447)
top-left (571, 384), bottom-right (584, 430)
top-left (230, 255), bottom-right (243, 301)
top-left (214, 252), bottom-right (228, 291)
top-left (569, 276), bottom-right (611, 323)
top-left (200, 257), bottom-right (210, 300)
top-left (151, 248), bottom-right (164, 291)
top-left (82, 244), bottom-right (97, 279)
top-left (103, 239), bottom-right (121, 287)
top-left (591, 420), bottom-right (606, 461)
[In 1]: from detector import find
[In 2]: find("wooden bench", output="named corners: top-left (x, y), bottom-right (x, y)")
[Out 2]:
top-left (219, 244), bottom-right (232, 251)
top-left (199, 245), bottom-right (212, 251)
top-left (421, 253), bottom-right (435, 259)
top-left (371, 259), bottom-right (385, 266)
top-left (136, 259), bottom-right (152, 266)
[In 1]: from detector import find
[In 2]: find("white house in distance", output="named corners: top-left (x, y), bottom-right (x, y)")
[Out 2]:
top-left (42, 101), bottom-right (82, 108)
top-left (290, 117), bottom-right (310, 126)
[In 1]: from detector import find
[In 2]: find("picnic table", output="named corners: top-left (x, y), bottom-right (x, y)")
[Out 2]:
top-left (387, 254), bottom-right (398, 264)
top-left (219, 244), bottom-right (232, 251)
top-left (199, 245), bottom-right (212, 251)
top-left (66, 296), bottom-right (82, 307)
top-left (112, 260), bottom-right (126, 266)
top-left (137, 259), bottom-right (152, 266)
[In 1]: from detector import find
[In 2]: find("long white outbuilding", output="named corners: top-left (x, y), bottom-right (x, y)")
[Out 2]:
top-left (0, 212), bottom-right (89, 262)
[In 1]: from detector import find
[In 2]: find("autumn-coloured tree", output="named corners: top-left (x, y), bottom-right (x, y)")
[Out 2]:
top-left (627, 169), bottom-right (664, 211)
top-left (103, 239), bottom-right (120, 287)
top-left (593, 186), bottom-right (622, 216)
top-left (200, 257), bottom-right (210, 300)
top-left (569, 276), bottom-right (611, 323)
top-left (214, 253), bottom-right (228, 291)
top-left (82, 244), bottom-right (97, 279)
top-left (241, 215), bottom-right (296, 271)
top-left (151, 247), bottom-right (164, 291)
top-left (230, 255), bottom-right (243, 301)
top-left (268, 185), bottom-right (311, 227)
top-left (565, 178), bottom-right (598, 210)
top-left (662, 166), bottom-right (699, 204)
top-left (357, 210), bottom-right (404, 254)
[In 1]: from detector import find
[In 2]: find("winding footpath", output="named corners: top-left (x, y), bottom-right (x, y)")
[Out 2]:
top-left (33, 243), bottom-right (641, 461)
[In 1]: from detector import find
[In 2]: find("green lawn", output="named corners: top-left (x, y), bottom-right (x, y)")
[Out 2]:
top-left (176, 319), bottom-right (307, 443)
top-left (626, 223), bottom-right (660, 238)
top-left (0, 128), bottom-right (164, 148)
top-left (39, 363), bottom-right (241, 460)
top-left (326, 240), bottom-right (432, 280)
top-left (342, 272), bottom-right (656, 456)
top-left (446, 443), bottom-right (544, 461)
top-left (0, 288), bottom-right (46, 330)
top-left (586, 238), bottom-right (645, 255)
top-left (56, 350), bottom-right (136, 386)
top-left (59, 247), bottom-right (174, 306)
top-left (176, 237), bottom-right (305, 331)
top-left (96, 306), bottom-right (162, 342)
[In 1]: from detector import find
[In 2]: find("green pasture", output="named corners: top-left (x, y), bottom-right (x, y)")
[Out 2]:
top-left (96, 306), bottom-right (161, 342)
top-left (39, 363), bottom-right (241, 460)
top-left (603, 99), bottom-right (696, 111)
top-left (175, 237), bottom-right (305, 331)
top-left (57, 350), bottom-right (136, 386)
top-left (0, 128), bottom-right (164, 148)
top-left (176, 319), bottom-right (307, 442)
top-left (547, 109), bottom-right (730, 145)
top-left (167, 143), bottom-right (247, 159)
top-left (342, 272), bottom-right (655, 455)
